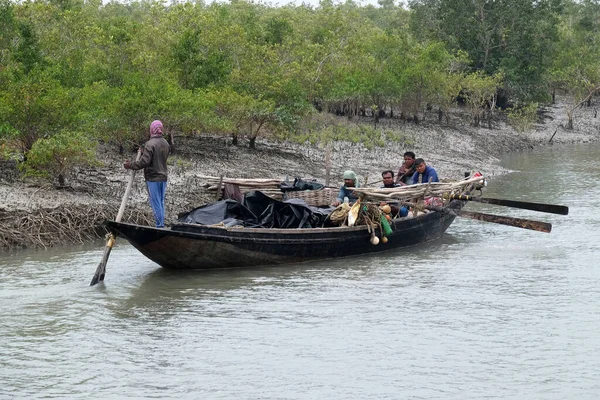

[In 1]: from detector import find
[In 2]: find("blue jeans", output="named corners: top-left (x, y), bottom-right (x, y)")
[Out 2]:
top-left (146, 181), bottom-right (167, 228)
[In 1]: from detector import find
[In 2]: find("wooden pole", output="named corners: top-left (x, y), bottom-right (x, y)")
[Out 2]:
top-left (324, 144), bottom-right (331, 187)
top-left (405, 202), bottom-right (552, 233)
top-left (90, 149), bottom-right (142, 286)
top-left (447, 194), bottom-right (569, 215)
top-left (215, 174), bottom-right (224, 202)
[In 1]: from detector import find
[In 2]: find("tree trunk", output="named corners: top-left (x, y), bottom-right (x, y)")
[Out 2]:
top-left (249, 136), bottom-right (257, 149)
top-left (58, 173), bottom-right (65, 187)
top-left (166, 133), bottom-right (175, 154)
top-left (566, 110), bottom-right (574, 130)
top-left (231, 133), bottom-right (238, 146)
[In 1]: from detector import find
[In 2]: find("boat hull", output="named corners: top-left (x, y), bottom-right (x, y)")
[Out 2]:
top-left (106, 204), bottom-right (463, 269)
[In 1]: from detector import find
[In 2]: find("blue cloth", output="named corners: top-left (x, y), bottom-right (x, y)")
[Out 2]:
top-left (336, 185), bottom-right (359, 203)
top-left (147, 181), bottom-right (167, 227)
top-left (411, 166), bottom-right (439, 185)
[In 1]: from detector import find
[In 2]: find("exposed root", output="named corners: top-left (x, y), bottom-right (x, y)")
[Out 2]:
top-left (0, 204), bottom-right (153, 251)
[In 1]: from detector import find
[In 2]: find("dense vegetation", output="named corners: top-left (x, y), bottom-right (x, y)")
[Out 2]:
top-left (1, 0), bottom-right (599, 183)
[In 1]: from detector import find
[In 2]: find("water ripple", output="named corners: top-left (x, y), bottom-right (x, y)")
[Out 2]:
top-left (1, 144), bottom-right (600, 399)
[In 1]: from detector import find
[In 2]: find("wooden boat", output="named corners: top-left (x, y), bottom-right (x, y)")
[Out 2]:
top-left (105, 196), bottom-right (467, 270)
top-left (91, 174), bottom-right (563, 285)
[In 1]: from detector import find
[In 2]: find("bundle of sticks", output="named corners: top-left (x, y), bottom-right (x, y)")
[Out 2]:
top-left (351, 175), bottom-right (485, 202)
top-left (197, 175), bottom-right (284, 199)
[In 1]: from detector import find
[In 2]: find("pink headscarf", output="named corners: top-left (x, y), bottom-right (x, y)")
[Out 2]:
top-left (150, 120), bottom-right (163, 137)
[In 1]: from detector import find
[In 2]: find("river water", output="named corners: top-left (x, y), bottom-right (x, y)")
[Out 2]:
top-left (1, 144), bottom-right (599, 399)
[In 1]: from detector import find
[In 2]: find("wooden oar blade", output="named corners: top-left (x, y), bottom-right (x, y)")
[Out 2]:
top-left (414, 202), bottom-right (553, 233)
top-left (90, 233), bottom-right (115, 286)
top-left (482, 198), bottom-right (568, 215)
top-left (449, 194), bottom-right (569, 215)
top-left (90, 271), bottom-right (100, 286)
top-left (457, 210), bottom-right (552, 233)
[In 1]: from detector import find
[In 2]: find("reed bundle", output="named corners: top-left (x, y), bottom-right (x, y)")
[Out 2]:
top-left (197, 175), bottom-right (284, 200)
top-left (198, 175), bottom-right (282, 188)
top-left (351, 175), bottom-right (484, 201)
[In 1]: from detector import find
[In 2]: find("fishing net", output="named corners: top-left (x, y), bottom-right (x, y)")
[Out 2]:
top-left (328, 203), bottom-right (351, 225)
top-left (327, 202), bottom-right (384, 233)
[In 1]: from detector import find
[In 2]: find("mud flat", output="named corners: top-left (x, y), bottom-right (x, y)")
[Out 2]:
top-left (1, 98), bottom-right (598, 251)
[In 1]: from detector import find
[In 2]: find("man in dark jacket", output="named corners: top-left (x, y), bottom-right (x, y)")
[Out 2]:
top-left (395, 151), bottom-right (416, 185)
top-left (379, 170), bottom-right (405, 216)
top-left (124, 120), bottom-right (170, 228)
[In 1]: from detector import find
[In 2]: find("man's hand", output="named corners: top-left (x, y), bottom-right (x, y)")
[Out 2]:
top-left (123, 160), bottom-right (131, 169)
top-left (331, 200), bottom-right (341, 207)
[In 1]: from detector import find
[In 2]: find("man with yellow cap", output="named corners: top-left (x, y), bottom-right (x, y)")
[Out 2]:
top-left (331, 170), bottom-right (359, 207)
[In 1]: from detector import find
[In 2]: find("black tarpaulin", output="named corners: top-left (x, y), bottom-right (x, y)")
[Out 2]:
top-left (178, 190), bottom-right (334, 228)
top-left (278, 177), bottom-right (325, 192)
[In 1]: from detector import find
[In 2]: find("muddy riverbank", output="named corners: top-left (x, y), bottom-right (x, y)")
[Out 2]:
top-left (1, 98), bottom-right (598, 251)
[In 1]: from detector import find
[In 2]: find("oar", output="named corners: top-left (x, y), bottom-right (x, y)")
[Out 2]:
top-left (90, 149), bottom-right (141, 286)
top-left (405, 202), bottom-right (552, 233)
top-left (446, 194), bottom-right (569, 215)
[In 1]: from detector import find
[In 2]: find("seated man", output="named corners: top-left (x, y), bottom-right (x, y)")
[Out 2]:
top-left (411, 158), bottom-right (439, 185)
top-left (331, 170), bottom-right (359, 207)
top-left (379, 170), bottom-right (408, 217)
top-left (395, 151), bottom-right (416, 185)
top-left (380, 170), bottom-right (400, 188)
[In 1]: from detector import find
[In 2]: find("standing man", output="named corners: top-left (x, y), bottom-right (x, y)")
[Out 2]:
top-left (396, 151), bottom-right (416, 185)
top-left (124, 120), bottom-right (170, 228)
top-left (411, 158), bottom-right (439, 185)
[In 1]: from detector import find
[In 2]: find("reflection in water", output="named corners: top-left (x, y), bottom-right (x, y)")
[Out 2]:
top-left (1, 144), bottom-right (599, 399)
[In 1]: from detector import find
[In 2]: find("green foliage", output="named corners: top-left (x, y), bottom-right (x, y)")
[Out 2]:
top-left (0, 0), bottom-right (17, 66)
top-left (22, 130), bottom-right (97, 185)
top-left (461, 71), bottom-right (503, 126)
top-left (409, 0), bottom-right (562, 102)
top-left (0, 68), bottom-right (78, 153)
top-left (0, 123), bottom-right (21, 161)
top-left (172, 25), bottom-right (233, 90)
top-left (14, 20), bottom-right (45, 74)
top-left (289, 114), bottom-right (411, 149)
top-left (550, 0), bottom-right (600, 127)
top-left (168, 155), bottom-right (192, 169)
top-left (384, 130), bottom-right (416, 147)
top-left (507, 102), bottom-right (539, 133)
top-left (0, 0), bottom-right (597, 158)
